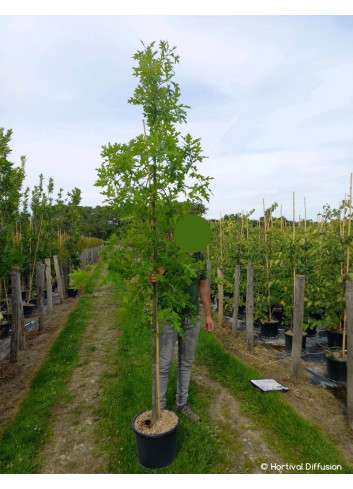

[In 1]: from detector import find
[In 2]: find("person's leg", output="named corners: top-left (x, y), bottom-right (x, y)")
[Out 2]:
top-left (159, 320), bottom-right (178, 409)
top-left (176, 317), bottom-right (200, 407)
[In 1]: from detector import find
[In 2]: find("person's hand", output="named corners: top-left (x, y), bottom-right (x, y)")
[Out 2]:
top-left (149, 269), bottom-right (165, 284)
top-left (149, 272), bottom-right (158, 284)
top-left (204, 315), bottom-right (215, 332)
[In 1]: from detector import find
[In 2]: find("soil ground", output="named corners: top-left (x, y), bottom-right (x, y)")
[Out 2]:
top-left (1, 283), bottom-right (353, 473)
top-left (192, 364), bottom-right (288, 473)
top-left (0, 298), bottom-right (80, 435)
top-left (210, 316), bottom-right (353, 468)
top-left (39, 284), bottom-right (119, 473)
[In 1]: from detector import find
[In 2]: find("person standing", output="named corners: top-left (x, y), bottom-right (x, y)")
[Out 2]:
top-left (149, 251), bottom-right (214, 422)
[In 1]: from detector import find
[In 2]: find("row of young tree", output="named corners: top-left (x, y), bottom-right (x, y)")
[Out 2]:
top-left (208, 186), bottom-right (353, 334)
top-left (0, 128), bottom-right (84, 307)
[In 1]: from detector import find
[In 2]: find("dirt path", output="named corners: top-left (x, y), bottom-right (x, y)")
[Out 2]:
top-left (39, 283), bottom-right (119, 474)
top-left (0, 298), bottom-right (81, 435)
top-left (211, 322), bottom-right (353, 468)
top-left (192, 364), bottom-right (287, 473)
top-left (3, 278), bottom-right (353, 473)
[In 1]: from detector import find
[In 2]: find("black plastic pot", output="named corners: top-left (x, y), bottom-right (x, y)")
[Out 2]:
top-left (326, 352), bottom-right (347, 382)
top-left (23, 304), bottom-right (36, 318)
top-left (284, 330), bottom-right (307, 353)
top-left (0, 322), bottom-right (12, 338)
top-left (67, 288), bottom-right (79, 298)
top-left (260, 320), bottom-right (279, 338)
top-left (326, 330), bottom-right (346, 348)
top-left (271, 306), bottom-right (284, 322)
top-left (306, 325), bottom-right (317, 337)
top-left (131, 412), bottom-right (179, 470)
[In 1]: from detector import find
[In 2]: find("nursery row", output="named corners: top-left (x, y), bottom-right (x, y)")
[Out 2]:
top-left (0, 127), bottom-right (105, 309)
top-left (0, 244), bottom-right (105, 363)
top-left (208, 180), bottom-right (353, 336)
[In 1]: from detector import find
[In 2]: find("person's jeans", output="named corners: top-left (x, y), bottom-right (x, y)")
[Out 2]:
top-left (159, 316), bottom-right (200, 409)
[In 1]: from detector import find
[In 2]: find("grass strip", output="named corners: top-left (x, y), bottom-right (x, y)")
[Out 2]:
top-left (196, 329), bottom-right (353, 474)
top-left (0, 265), bottom-right (102, 474)
top-left (98, 273), bottom-right (231, 474)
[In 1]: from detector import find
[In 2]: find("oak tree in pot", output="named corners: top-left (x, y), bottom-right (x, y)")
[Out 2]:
top-left (96, 41), bottom-right (212, 468)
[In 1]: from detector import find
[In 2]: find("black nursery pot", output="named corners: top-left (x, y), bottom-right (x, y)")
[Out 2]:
top-left (284, 330), bottom-right (307, 353)
top-left (131, 413), bottom-right (179, 470)
top-left (67, 288), bottom-right (79, 298)
top-left (260, 319), bottom-right (279, 338)
top-left (326, 330), bottom-right (346, 348)
top-left (306, 325), bottom-right (317, 337)
top-left (0, 322), bottom-right (12, 338)
top-left (23, 304), bottom-right (36, 318)
top-left (326, 352), bottom-right (347, 382)
top-left (271, 306), bottom-right (284, 322)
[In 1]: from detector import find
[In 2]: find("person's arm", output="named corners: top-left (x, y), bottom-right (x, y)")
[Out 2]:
top-left (198, 279), bottom-right (214, 332)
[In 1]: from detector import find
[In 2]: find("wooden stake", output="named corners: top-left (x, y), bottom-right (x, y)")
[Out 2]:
top-left (232, 265), bottom-right (240, 336)
top-left (246, 264), bottom-right (254, 352)
top-left (304, 197), bottom-right (307, 233)
top-left (291, 275), bottom-right (305, 382)
top-left (343, 172), bottom-right (353, 356)
top-left (45, 258), bottom-right (53, 315)
top-left (263, 199), bottom-right (271, 320)
top-left (293, 192), bottom-right (295, 242)
top-left (36, 262), bottom-right (45, 331)
top-left (10, 268), bottom-right (22, 363)
top-left (217, 267), bottom-right (224, 328)
top-left (346, 281), bottom-right (353, 429)
top-left (220, 213), bottom-right (223, 265)
top-left (143, 120), bottom-right (151, 186)
top-left (53, 255), bottom-right (64, 304)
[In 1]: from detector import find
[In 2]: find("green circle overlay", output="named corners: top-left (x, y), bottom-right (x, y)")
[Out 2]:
top-left (174, 215), bottom-right (211, 253)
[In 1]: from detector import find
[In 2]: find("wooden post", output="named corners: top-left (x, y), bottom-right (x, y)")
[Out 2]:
top-left (59, 258), bottom-right (67, 298)
top-left (53, 255), bottom-right (64, 304)
top-left (15, 269), bottom-right (26, 351)
top-left (217, 267), bottom-right (224, 328)
top-left (206, 260), bottom-right (211, 290)
top-left (246, 264), bottom-right (254, 352)
top-left (10, 267), bottom-right (22, 362)
top-left (291, 274), bottom-right (305, 382)
top-left (36, 262), bottom-right (45, 331)
top-left (232, 265), bottom-right (240, 336)
top-left (45, 258), bottom-right (53, 315)
top-left (346, 281), bottom-right (353, 429)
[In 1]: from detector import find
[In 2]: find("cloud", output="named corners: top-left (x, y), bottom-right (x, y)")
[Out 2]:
top-left (1, 15), bottom-right (352, 223)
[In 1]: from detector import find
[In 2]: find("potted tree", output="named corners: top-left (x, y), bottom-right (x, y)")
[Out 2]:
top-left (323, 183), bottom-right (352, 381)
top-left (254, 202), bottom-right (282, 338)
top-left (95, 41), bottom-right (212, 470)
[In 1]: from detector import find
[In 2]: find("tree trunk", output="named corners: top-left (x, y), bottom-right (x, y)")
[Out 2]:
top-left (151, 158), bottom-right (161, 426)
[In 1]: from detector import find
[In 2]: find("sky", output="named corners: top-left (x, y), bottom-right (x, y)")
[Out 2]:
top-left (1, 7), bottom-right (353, 221)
